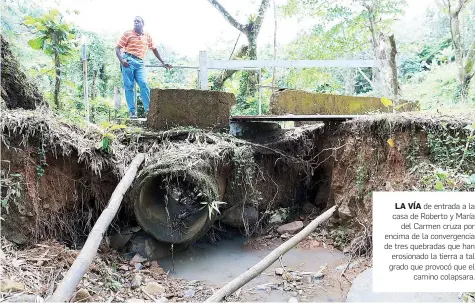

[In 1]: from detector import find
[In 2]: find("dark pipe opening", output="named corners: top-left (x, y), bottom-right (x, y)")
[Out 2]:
top-left (134, 172), bottom-right (217, 244)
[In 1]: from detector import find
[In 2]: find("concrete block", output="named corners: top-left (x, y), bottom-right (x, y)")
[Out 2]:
top-left (147, 89), bottom-right (235, 131)
top-left (269, 90), bottom-right (420, 115)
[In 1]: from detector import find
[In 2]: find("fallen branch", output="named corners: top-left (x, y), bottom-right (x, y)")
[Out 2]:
top-left (204, 205), bottom-right (337, 302)
top-left (47, 153), bottom-right (146, 302)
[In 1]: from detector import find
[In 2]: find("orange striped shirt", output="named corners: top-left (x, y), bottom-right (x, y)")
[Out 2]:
top-left (117, 30), bottom-right (156, 59)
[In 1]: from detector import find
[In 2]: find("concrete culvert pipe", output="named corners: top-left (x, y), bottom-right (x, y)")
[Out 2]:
top-left (132, 166), bottom-right (220, 244)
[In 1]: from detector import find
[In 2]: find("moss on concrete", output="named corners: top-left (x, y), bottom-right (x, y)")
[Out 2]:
top-left (147, 89), bottom-right (236, 131)
top-left (269, 90), bottom-right (420, 115)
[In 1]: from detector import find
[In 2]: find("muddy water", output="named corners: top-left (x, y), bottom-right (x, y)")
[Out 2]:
top-left (159, 237), bottom-right (349, 302)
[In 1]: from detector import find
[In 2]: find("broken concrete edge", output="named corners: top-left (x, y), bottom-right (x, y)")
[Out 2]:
top-left (268, 89), bottom-right (420, 116)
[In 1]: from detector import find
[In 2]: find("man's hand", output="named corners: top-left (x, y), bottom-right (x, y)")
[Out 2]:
top-left (163, 63), bottom-right (172, 70)
top-left (121, 60), bottom-right (130, 67)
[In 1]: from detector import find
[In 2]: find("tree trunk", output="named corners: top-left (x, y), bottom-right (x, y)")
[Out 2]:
top-left (344, 69), bottom-right (356, 95)
top-left (447, 0), bottom-right (472, 99)
top-left (211, 45), bottom-right (248, 91)
top-left (388, 34), bottom-right (399, 102)
top-left (207, 0), bottom-right (269, 97)
top-left (47, 153), bottom-right (146, 303)
top-left (91, 70), bottom-right (97, 100)
top-left (461, 42), bottom-right (475, 97)
top-left (246, 29), bottom-right (258, 96)
top-left (54, 51), bottom-right (61, 109)
top-left (364, 2), bottom-right (382, 96)
top-left (205, 206), bottom-right (337, 302)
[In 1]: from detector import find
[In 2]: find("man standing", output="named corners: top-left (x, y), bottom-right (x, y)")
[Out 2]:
top-left (116, 16), bottom-right (171, 118)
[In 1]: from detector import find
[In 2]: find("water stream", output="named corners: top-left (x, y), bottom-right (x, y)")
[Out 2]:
top-left (159, 237), bottom-right (349, 302)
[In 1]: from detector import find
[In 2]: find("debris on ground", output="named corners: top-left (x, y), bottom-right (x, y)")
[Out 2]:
top-left (0, 237), bottom-right (213, 302)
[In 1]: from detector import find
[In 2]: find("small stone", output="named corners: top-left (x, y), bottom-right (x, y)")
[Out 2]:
top-left (150, 261), bottom-right (160, 268)
top-left (312, 272), bottom-right (324, 281)
top-left (125, 300), bottom-right (145, 303)
top-left (131, 274), bottom-right (142, 289)
top-left (277, 221), bottom-right (304, 235)
top-left (291, 272), bottom-right (302, 281)
top-left (120, 265), bottom-right (129, 271)
top-left (72, 288), bottom-right (90, 302)
top-left (143, 282), bottom-right (165, 296)
top-left (335, 264), bottom-right (346, 271)
top-left (304, 275), bottom-right (312, 284)
top-left (184, 289), bottom-right (195, 298)
top-left (130, 254), bottom-right (147, 265)
top-left (135, 263), bottom-right (143, 270)
top-left (255, 284), bottom-right (270, 291)
top-left (0, 280), bottom-right (25, 292)
top-left (281, 233), bottom-right (291, 239)
top-left (298, 290), bottom-right (303, 295)
top-left (275, 268), bottom-right (284, 275)
top-left (289, 296), bottom-right (299, 303)
top-left (282, 272), bottom-right (294, 282)
top-left (283, 282), bottom-right (292, 291)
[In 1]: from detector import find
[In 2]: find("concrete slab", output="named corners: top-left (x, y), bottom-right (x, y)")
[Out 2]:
top-left (269, 89), bottom-right (420, 115)
top-left (346, 268), bottom-right (460, 302)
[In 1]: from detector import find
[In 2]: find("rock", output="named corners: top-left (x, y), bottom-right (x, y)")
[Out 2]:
top-left (143, 282), bottom-right (165, 296)
top-left (269, 213), bottom-right (284, 224)
top-left (72, 288), bottom-right (90, 302)
top-left (131, 274), bottom-right (142, 289)
top-left (134, 263), bottom-right (143, 270)
top-left (150, 261), bottom-right (160, 268)
top-left (282, 272), bottom-right (294, 282)
top-left (304, 275), bottom-right (312, 284)
top-left (124, 230), bottom-right (187, 260)
top-left (291, 272), bottom-right (302, 281)
top-left (269, 208), bottom-right (291, 224)
top-left (184, 288), bottom-right (195, 298)
top-left (221, 206), bottom-right (258, 228)
top-left (0, 280), bottom-right (25, 292)
top-left (281, 233), bottom-right (291, 239)
top-left (302, 202), bottom-right (317, 214)
top-left (289, 296), bottom-right (299, 303)
top-left (275, 267), bottom-right (284, 275)
top-left (125, 300), bottom-right (145, 303)
top-left (283, 282), bottom-right (292, 291)
top-left (277, 221), bottom-right (304, 235)
top-left (312, 272), bottom-right (324, 281)
top-left (130, 254), bottom-right (147, 265)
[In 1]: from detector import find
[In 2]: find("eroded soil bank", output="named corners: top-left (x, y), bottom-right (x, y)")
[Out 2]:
top-left (1, 108), bottom-right (474, 302)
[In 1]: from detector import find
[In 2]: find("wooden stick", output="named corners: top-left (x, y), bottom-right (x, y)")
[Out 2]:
top-left (205, 205), bottom-right (337, 302)
top-left (47, 153), bottom-right (146, 302)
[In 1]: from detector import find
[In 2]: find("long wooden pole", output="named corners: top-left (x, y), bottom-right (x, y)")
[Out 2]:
top-left (205, 205), bottom-right (337, 302)
top-left (47, 153), bottom-right (145, 302)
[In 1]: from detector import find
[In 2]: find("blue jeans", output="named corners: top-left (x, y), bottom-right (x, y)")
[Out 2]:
top-left (121, 53), bottom-right (150, 114)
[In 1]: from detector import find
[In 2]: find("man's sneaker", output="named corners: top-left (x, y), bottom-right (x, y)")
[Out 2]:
top-left (129, 113), bottom-right (137, 119)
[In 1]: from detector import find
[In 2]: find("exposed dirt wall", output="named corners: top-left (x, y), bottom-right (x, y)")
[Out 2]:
top-left (1, 35), bottom-right (45, 110)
